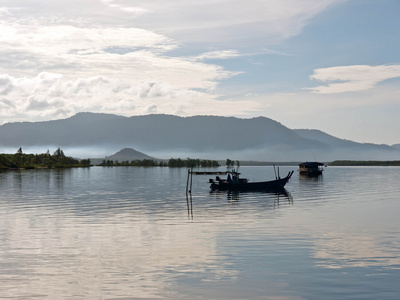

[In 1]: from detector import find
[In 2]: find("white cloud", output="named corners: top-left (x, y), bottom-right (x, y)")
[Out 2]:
top-left (0, 72), bottom-right (262, 121)
top-left (101, 0), bottom-right (150, 15)
top-left (0, 20), bottom-right (239, 91)
top-left (262, 47), bottom-right (294, 56)
top-left (0, 23), bottom-right (176, 56)
top-left (308, 65), bottom-right (400, 93)
top-left (0, 7), bottom-right (12, 16)
top-left (0, 0), bottom-right (339, 122)
top-left (1, 0), bottom-right (339, 48)
top-left (196, 50), bottom-right (241, 61)
top-left (116, 0), bottom-right (339, 47)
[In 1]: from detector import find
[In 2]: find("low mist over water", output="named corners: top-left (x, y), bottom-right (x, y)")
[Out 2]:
top-left (1, 113), bottom-right (399, 161)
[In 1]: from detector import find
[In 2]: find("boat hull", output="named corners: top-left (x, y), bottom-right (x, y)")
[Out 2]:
top-left (210, 171), bottom-right (293, 191)
top-left (299, 170), bottom-right (323, 176)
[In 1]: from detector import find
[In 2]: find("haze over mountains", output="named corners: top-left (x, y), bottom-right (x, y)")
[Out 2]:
top-left (0, 112), bottom-right (398, 161)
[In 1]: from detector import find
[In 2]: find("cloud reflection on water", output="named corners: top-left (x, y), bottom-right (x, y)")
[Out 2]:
top-left (1, 167), bottom-right (400, 298)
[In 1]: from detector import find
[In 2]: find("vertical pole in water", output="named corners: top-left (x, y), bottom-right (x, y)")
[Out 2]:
top-left (186, 169), bottom-right (190, 195)
top-left (186, 193), bottom-right (190, 215)
top-left (190, 192), bottom-right (193, 219)
top-left (273, 165), bottom-right (277, 180)
top-left (189, 165), bottom-right (193, 194)
top-left (278, 167), bottom-right (280, 179)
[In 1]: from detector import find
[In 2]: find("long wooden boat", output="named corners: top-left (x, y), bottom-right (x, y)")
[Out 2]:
top-left (209, 170), bottom-right (294, 191)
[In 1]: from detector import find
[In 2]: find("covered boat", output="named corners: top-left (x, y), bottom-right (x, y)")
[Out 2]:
top-left (209, 170), bottom-right (294, 191)
top-left (298, 162), bottom-right (324, 175)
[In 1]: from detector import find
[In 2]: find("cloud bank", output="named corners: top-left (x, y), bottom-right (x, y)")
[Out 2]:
top-left (0, 72), bottom-right (261, 122)
top-left (97, 0), bottom-right (338, 44)
top-left (0, 0), bottom-right (340, 122)
top-left (308, 65), bottom-right (400, 93)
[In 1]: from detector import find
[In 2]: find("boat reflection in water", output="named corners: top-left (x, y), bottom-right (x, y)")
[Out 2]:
top-left (186, 189), bottom-right (293, 219)
top-left (211, 189), bottom-right (293, 207)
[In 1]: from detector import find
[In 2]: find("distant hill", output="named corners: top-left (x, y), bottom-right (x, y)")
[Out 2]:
top-left (392, 144), bottom-right (400, 150)
top-left (0, 112), bottom-right (399, 161)
top-left (294, 129), bottom-right (393, 151)
top-left (106, 148), bottom-right (156, 161)
top-left (293, 129), bottom-right (397, 160)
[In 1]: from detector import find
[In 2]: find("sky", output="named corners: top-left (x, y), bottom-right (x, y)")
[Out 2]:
top-left (0, 0), bottom-right (399, 145)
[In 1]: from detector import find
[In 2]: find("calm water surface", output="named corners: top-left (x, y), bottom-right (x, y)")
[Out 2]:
top-left (1, 166), bottom-right (400, 299)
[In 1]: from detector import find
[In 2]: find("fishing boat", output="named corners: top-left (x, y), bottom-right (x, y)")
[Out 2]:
top-left (298, 162), bottom-right (324, 175)
top-left (209, 169), bottom-right (294, 191)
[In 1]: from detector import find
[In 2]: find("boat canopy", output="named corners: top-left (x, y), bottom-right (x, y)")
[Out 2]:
top-left (299, 162), bottom-right (324, 167)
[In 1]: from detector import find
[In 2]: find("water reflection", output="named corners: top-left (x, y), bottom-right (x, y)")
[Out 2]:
top-left (211, 189), bottom-right (292, 203)
top-left (2, 168), bottom-right (74, 196)
top-left (312, 230), bottom-right (400, 269)
top-left (186, 193), bottom-right (193, 220)
top-left (2, 167), bottom-right (400, 299)
top-left (186, 189), bottom-right (293, 220)
top-left (299, 173), bottom-right (324, 181)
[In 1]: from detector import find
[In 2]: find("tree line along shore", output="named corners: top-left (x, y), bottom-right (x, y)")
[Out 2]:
top-left (0, 149), bottom-right (221, 170)
top-left (328, 160), bottom-right (400, 166)
top-left (1, 149), bottom-right (400, 170)
top-left (98, 158), bottom-right (220, 168)
top-left (0, 148), bottom-right (92, 170)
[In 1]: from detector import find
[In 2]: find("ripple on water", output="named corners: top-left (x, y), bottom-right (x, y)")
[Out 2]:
top-left (1, 166), bottom-right (400, 299)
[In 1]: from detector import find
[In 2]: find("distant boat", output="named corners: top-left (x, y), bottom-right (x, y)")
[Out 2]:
top-left (209, 169), bottom-right (294, 191)
top-left (298, 162), bottom-right (324, 175)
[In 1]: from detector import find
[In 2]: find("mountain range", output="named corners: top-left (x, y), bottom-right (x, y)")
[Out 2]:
top-left (0, 112), bottom-right (398, 161)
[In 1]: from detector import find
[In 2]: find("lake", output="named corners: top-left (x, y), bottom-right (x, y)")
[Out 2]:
top-left (1, 166), bottom-right (400, 299)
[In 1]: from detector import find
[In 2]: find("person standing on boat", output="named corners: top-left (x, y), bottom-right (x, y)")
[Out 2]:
top-left (227, 174), bottom-right (232, 183)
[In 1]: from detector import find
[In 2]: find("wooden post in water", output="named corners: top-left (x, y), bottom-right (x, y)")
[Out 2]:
top-left (186, 169), bottom-right (190, 195)
top-left (189, 166), bottom-right (193, 194)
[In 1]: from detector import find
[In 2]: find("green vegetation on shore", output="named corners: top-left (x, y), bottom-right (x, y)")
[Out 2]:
top-left (0, 148), bottom-right (91, 170)
top-left (4, 147), bottom-right (399, 170)
top-left (168, 158), bottom-right (220, 168)
top-left (97, 158), bottom-right (220, 168)
top-left (98, 159), bottom-right (163, 167)
top-left (329, 160), bottom-right (400, 166)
